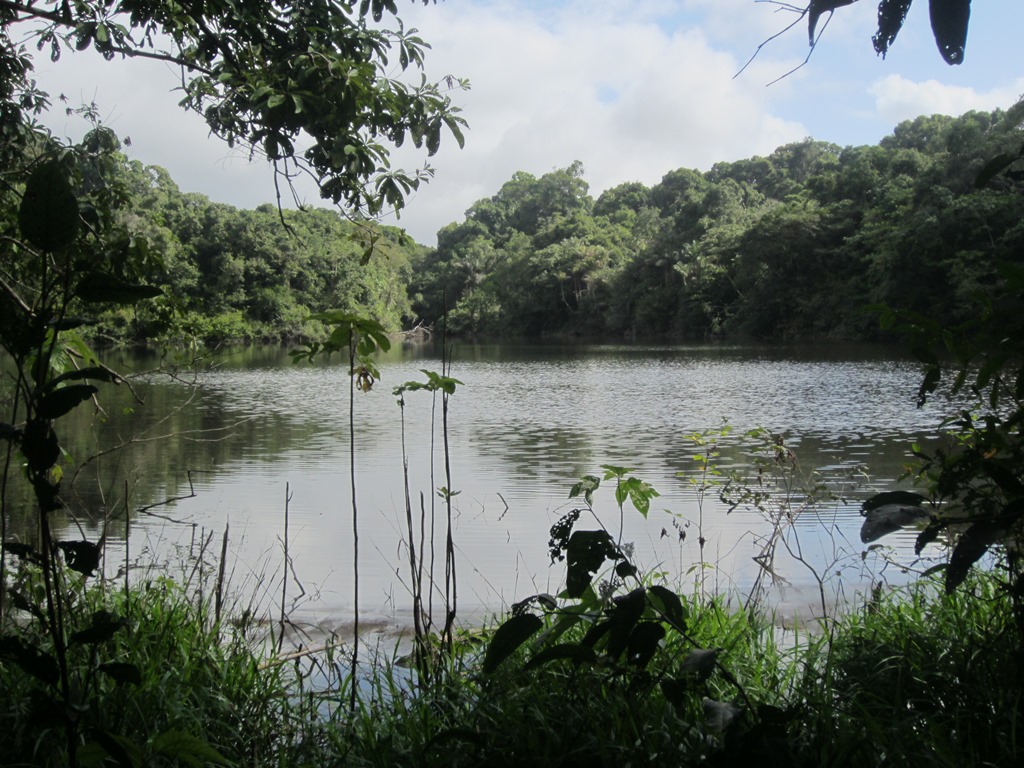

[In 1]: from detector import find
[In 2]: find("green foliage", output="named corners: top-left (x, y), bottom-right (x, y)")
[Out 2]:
top-left (0, 574), bottom-right (312, 766)
top-left (1, 1), bottom-right (466, 216)
top-left (857, 117), bottom-right (1024, 629)
top-left (110, 168), bottom-right (422, 345)
top-left (411, 108), bottom-right (1024, 341)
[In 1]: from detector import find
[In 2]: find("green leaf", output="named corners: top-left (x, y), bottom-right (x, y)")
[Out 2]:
top-left (623, 476), bottom-right (659, 517)
top-left (680, 647), bottom-right (720, 683)
top-left (36, 384), bottom-right (98, 419)
top-left (151, 730), bottom-right (231, 766)
top-left (18, 160), bottom-right (79, 252)
top-left (601, 464), bottom-right (635, 480)
top-left (483, 613), bottom-right (542, 673)
top-left (569, 475), bottom-right (600, 505)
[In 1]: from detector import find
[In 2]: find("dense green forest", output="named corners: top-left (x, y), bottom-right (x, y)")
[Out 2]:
top-left (106, 105), bottom-right (1024, 344)
top-left (413, 107), bottom-right (1024, 339)
top-left (91, 160), bottom-right (425, 345)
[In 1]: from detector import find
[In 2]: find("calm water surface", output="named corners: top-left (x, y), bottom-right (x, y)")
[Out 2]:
top-left (42, 341), bottom-right (950, 630)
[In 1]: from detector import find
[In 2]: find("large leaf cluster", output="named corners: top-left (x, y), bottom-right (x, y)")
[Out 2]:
top-left (1, 1), bottom-right (466, 214)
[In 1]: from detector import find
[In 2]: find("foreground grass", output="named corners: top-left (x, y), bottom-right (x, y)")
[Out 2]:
top-left (1, 572), bottom-right (1020, 767)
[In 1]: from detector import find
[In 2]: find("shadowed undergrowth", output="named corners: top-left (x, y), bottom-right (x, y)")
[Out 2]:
top-left (1, 566), bottom-right (1019, 767)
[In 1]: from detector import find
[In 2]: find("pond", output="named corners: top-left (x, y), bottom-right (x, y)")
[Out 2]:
top-left (18, 340), bottom-right (951, 633)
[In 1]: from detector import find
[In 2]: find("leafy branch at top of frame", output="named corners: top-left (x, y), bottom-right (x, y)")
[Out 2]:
top-left (1, 1), bottom-right (468, 217)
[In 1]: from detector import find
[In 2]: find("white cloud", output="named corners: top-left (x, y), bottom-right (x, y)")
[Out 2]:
top-left (28, 1), bottom-right (1021, 247)
top-left (386, 1), bottom-right (808, 241)
top-left (869, 74), bottom-right (1024, 125)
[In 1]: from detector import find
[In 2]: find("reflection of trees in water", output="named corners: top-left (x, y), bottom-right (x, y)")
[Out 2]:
top-left (467, 423), bottom-right (598, 484)
top-left (3, 360), bottom-right (335, 543)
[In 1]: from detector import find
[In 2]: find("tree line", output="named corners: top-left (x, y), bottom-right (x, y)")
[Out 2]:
top-left (77, 104), bottom-right (1024, 345)
top-left (412, 106), bottom-right (1024, 340)
top-left (87, 156), bottom-right (425, 345)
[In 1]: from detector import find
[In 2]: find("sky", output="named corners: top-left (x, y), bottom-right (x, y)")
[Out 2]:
top-left (24, 0), bottom-right (1024, 245)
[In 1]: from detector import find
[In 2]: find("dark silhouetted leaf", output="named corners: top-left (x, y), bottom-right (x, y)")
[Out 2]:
top-left (483, 613), bottom-right (542, 673)
top-left (918, 366), bottom-right (941, 407)
top-left (75, 273), bottom-right (163, 304)
top-left (915, 520), bottom-right (943, 554)
top-left (0, 422), bottom-right (17, 441)
top-left (662, 676), bottom-right (695, 707)
top-left (648, 584), bottom-right (687, 629)
top-left (21, 419), bottom-right (60, 472)
top-left (70, 610), bottom-right (126, 646)
top-left (511, 593), bottom-right (557, 617)
top-left (627, 621), bottom-right (666, 667)
top-left (0, 634), bottom-right (59, 686)
top-left (58, 540), bottom-right (102, 577)
top-left (860, 504), bottom-right (931, 543)
top-left (681, 647), bottom-right (720, 683)
top-left (873, 0), bottom-right (914, 57)
top-left (808, 0), bottom-right (855, 44)
top-left (18, 160), bottom-right (79, 252)
top-left (607, 587), bottom-right (646, 659)
top-left (2, 541), bottom-right (39, 561)
top-left (8, 588), bottom-right (47, 623)
top-left (569, 475), bottom-right (600, 505)
top-left (704, 698), bottom-right (742, 732)
top-left (580, 619), bottom-right (612, 650)
top-left (565, 529), bottom-right (620, 598)
top-left (930, 0), bottom-right (970, 65)
top-left (36, 384), bottom-right (98, 419)
top-left (32, 475), bottom-right (61, 511)
top-left (99, 662), bottom-right (142, 686)
top-left (861, 490), bottom-right (929, 513)
top-left (976, 148), bottom-right (1024, 188)
top-left (946, 520), bottom-right (1003, 593)
top-left (982, 461), bottom-right (1024, 496)
top-left (525, 643), bottom-right (597, 670)
top-left (44, 365), bottom-right (121, 391)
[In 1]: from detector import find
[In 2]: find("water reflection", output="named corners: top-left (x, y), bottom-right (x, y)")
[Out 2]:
top-left (18, 341), bottom-right (951, 627)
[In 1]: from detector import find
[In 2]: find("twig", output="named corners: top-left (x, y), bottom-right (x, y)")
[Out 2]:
top-left (215, 523), bottom-right (229, 625)
top-left (277, 483), bottom-right (292, 654)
